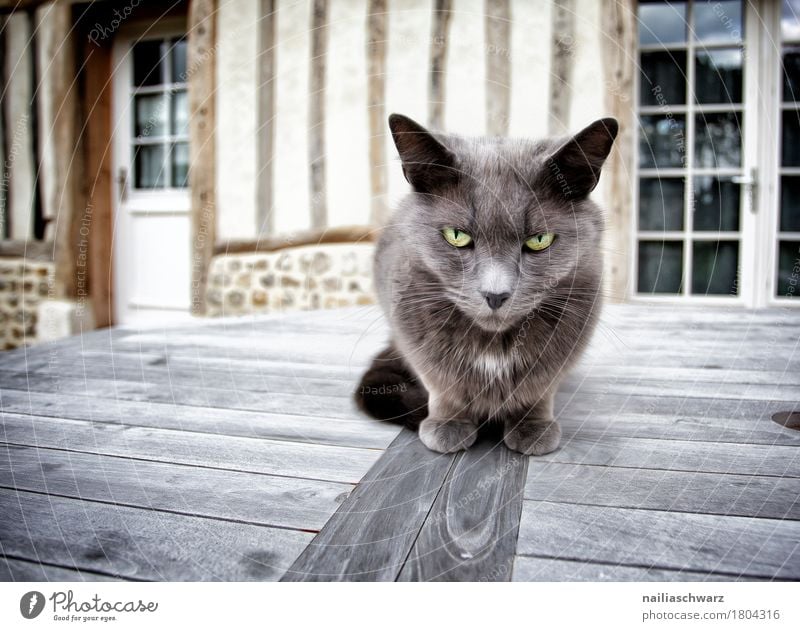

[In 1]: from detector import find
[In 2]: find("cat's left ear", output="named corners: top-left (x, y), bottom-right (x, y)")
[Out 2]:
top-left (544, 118), bottom-right (618, 200)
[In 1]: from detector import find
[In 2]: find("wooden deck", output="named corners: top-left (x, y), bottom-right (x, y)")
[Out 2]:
top-left (0, 304), bottom-right (798, 581)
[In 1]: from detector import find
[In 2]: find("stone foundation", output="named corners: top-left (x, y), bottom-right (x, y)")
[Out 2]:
top-left (0, 258), bottom-right (55, 349)
top-left (204, 243), bottom-right (376, 317)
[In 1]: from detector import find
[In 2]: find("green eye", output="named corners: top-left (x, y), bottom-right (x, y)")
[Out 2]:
top-left (442, 228), bottom-right (473, 247)
top-left (524, 232), bottom-right (556, 251)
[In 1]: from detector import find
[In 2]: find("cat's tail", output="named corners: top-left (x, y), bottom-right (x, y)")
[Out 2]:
top-left (354, 344), bottom-right (429, 430)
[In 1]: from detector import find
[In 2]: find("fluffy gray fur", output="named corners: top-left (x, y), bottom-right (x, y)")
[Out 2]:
top-left (369, 113), bottom-right (618, 455)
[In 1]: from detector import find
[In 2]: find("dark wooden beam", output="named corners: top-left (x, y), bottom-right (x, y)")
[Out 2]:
top-left (309, 0), bottom-right (329, 228)
top-left (81, 38), bottom-right (114, 327)
top-left (484, 0), bottom-right (511, 136)
top-left (366, 0), bottom-right (388, 225)
top-left (187, 0), bottom-right (217, 315)
top-left (257, 0), bottom-right (277, 234)
top-left (428, 0), bottom-right (452, 130)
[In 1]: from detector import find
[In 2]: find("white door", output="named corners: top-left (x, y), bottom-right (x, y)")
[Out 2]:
top-left (631, 0), bottom-right (800, 308)
top-left (112, 24), bottom-right (192, 325)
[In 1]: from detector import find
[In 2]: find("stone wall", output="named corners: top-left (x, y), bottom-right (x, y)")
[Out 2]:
top-left (0, 258), bottom-right (55, 349)
top-left (204, 243), bottom-right (376, 317)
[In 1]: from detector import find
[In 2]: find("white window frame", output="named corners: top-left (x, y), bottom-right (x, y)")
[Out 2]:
top-left (764, 0), bottom-right (800, 305)
top-left (628, 0), bottom-right (790, 308)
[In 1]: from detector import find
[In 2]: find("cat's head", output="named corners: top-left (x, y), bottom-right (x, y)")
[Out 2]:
top-left (387, 113), bottom-right (618, 332)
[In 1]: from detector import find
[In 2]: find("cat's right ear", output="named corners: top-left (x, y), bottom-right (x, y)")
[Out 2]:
top-left (388, 114), bottom-right (457, 194)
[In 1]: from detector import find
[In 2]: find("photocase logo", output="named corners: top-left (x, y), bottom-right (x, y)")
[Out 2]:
top-left (20, 591), bottom-right (45, 619)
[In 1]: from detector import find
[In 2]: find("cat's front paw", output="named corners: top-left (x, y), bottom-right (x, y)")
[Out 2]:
top-left (418, 417), bottom-right (478, 453)
top-left (504, 419), bottom-right (561, 455)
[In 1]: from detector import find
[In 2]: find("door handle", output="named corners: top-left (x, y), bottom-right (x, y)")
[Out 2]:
top-left (732, 168), bottom-right (757, 214)
top-left (117, 167), bottom-right (129, 202)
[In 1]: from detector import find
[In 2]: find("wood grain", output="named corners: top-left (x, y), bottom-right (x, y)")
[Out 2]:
top-left (282, 430), bottom-right (454, 581)
top-left (516, 501), bottom-right (800, 579)
top-left (0, 489), bottom-right (312, 581)
top-left (398, 439), bottom-right (527, 581)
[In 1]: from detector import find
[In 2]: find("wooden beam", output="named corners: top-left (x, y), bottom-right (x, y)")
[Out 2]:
top-left (81, 38), bottom-right (114, 327)
top-left (35, 0), bottom-right (83, 299)
top-left (600, 0), bottom-right (635, 301)
top-left (484, 0), bottom-right (511, 136)
top-left (428, 0), bottom-right (452, 130)
top-left (257, 0), bottom-right (277, 234)
top-left (187, 0), bottom-right (217, 315)
top-left (366, 0), bottom-right (388, 225)
top-left (308, 0), bottom-right (328, 228)
top-left (0, 240), bottom-right (53, 261)
top-left (548, 0), bottom-right (575, 135)
top-left (213, 224), bottom-right (377, 256)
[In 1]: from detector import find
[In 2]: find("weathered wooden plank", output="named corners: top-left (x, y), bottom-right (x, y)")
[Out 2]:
top-left (282, 430), bottom-right (454, 581)
top-left (525, 462), bottom-right (800, 519)
top-left (0, 557), bottom-right (119, 582)
top-left (398, 440), bottom-right (527, 581)
top-left (0, 372), bottom-right (365, 419)
top-left (539, 431), bottom-right (800, 478)
top-left (0, 489), bottom-right (312, 581)
top-left (0, 390), bottom-right (398, 450)
top-left (512, 557), bottom-right (748, 582)
top-left (0, 414), bottom-right (381, 484)
top-left (517, 501), bottom-right (800, 579)
top-left (0, 444), bottom-right (351, 531)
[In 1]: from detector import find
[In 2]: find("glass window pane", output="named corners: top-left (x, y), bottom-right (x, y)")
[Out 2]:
top-left (638, 1), bottom-right (687, 46)
top-left (171, 38), bottom-right (188, 82)
top-left (692, 240), bottom-right (739, 295)
top-left (781, 176), bottom-right (800, 231)
top-left (693, 177), bottom-right (740, 231)
top-left (783, 110), bottom-right (800, 166)
top-left (639, 114), bottom-right (686, 169)
top-left (638, 240), bottom-right (683, 294)
top-left (776, 240), bottom-right (800, 298)
top-left (133, 40), bottom-right (163, 87)
top-left (695, 48), bottom-right (743, 104)
top-left (171, 143), bottom-right (189, 188)
top-left (784, 47), bottom-right (800, 102)
top-left (783, 0), bottom-right (800, 41)
top-left (694, 0), bottom-right (742, 43)
top-left (134, 94), bottom-right (167, 138)
top-left (134, 144), bottom-right (166, 189)
top-left (171, 90), bottom-right (189, 136)
top-left (695, 112), bottom-right (742, 168)
top-left (639, 178), bottom-right (684, 230)
top-left (640, 51), bottom-right (687, 106)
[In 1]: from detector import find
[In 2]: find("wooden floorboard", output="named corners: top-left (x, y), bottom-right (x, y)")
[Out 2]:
top-left (0, 557), bottom-right (120, 582)
top-left (511, 557), bottom-right (753, 582)
top-left (0, 489), bottom-right (313, 581)
top-left (515, 501), bottom-right (800, 579)
top-left (0, 444), bottom-right (351, 531)
top-left (0, 414), bottom-right (381, 484)
top-left (524, 462), bottom-right (800, 520)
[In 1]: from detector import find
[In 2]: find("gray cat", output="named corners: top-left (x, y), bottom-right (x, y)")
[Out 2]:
top-left (355, 114), bottom-right (618, 455)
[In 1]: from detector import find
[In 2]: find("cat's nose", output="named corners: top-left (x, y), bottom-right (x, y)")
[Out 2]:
top-left (483, 291), bottom-right (511, 310)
